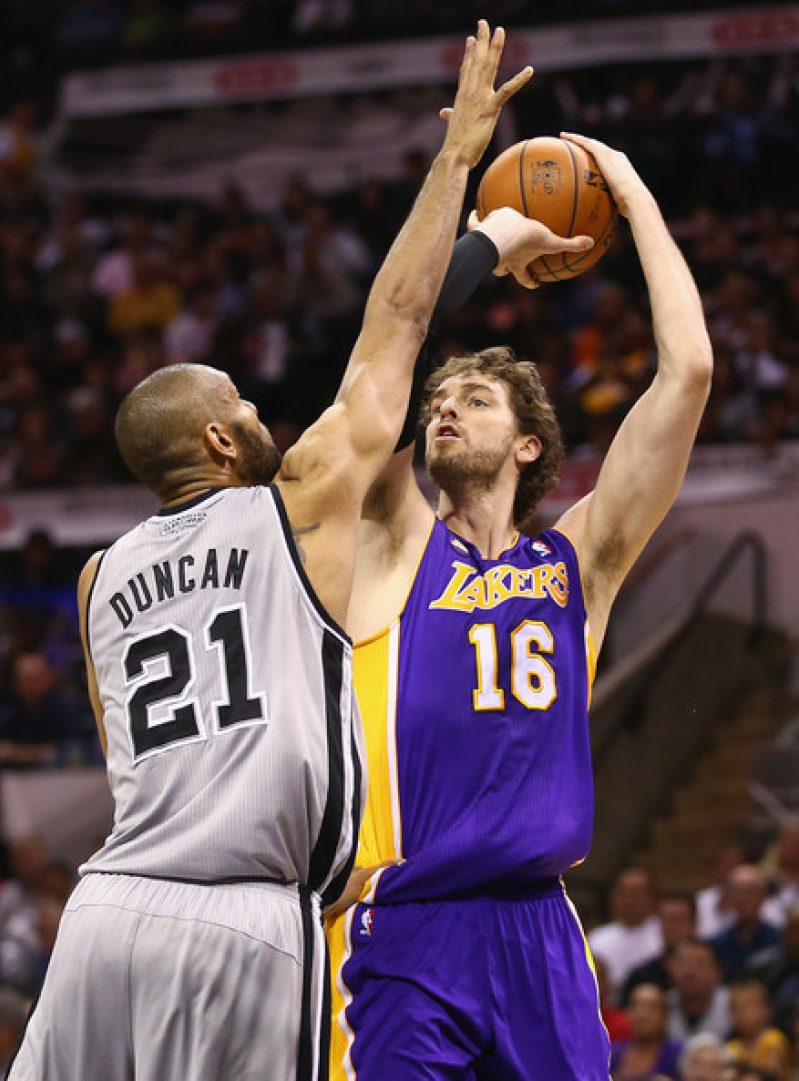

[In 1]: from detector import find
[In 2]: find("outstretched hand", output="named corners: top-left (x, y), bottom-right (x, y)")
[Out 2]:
top-left (440, 21), bottom-right (533, 171)
top-left (468, 208), bottom-right (593, 289)
top-left (560, 132), bottom-right (650, 218)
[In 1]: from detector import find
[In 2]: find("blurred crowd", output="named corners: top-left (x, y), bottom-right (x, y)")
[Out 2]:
top-left (0, 825), bottom-right (798, 1076)
top-left (585, 831), bottom-right (799, 1081)
top-left (0, 50), bottom-right (799, 497)
top-left (0, 48), bottom-right (797, 777)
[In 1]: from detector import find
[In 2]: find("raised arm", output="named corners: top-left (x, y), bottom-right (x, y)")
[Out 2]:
top-left (77, 550), bottom-right (108, 757)
top-left (556, 134), bottom-right (713, 647)
top-left (362, 207), bottom-right (596, 524)
top-left (277, 22), bottom-right (532, 505)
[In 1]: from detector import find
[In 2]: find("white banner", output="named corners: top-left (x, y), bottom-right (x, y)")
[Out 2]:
top-left (0, 486), bottom-right (158, 550)
top-left (0, 444), bottom-right (797, 549)
top-left (60, 6), bottom-right (799, 120)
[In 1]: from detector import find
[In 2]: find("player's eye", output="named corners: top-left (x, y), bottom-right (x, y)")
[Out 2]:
top-left (470, 397), bottom-right (487, 408)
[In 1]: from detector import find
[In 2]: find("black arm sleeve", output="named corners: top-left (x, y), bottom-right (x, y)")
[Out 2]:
top-left (394, 230), bottom-right (500, 452)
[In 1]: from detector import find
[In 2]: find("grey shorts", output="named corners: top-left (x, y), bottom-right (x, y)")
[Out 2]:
top-left (8, 873), bottom-right (328, 1081)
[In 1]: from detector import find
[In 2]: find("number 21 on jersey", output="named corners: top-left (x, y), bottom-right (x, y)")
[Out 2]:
top-left (123, 602), bottom-right (267, 761)
top-left (468, 620), bottom-right (557, 711)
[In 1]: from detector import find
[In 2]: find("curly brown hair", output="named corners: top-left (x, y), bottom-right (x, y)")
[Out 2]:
top-left (422, 346), bottom-right (564, 527)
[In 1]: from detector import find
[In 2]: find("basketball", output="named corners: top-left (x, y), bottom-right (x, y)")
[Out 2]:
top-left (476, 136), bottom-right (619, 283)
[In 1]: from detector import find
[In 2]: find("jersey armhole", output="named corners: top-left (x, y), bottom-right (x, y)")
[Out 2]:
top-left (354, 515), bottom-right (437, 649)
top-left (268, 483), bottom-right (351, 645)
top-left (84, 549), bottom-right (109, 665)
top-left (545, 527), bottom-right (597, 688)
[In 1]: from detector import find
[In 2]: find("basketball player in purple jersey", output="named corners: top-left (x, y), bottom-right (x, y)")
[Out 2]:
top-left (327, 134), bottom-right (713, 1080)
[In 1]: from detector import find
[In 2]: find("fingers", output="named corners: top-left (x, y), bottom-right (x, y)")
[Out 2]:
top-left (486, 23), bottom-right (506, 80)
top-left (561, 131), bottom-right (609, 155)
top-left (495, 66), bottom-right (534, 108)
top-left (467, 210), bottom-right (479, 231)
top-left (439, 107), bottom-right (453, 121)
top-left (492, 265), bottom-right (510, 277)
top-left (462, 21), bottom-right (503, 94)
top-left (565, 234), bottom-right (594, 252)
top-left (457, 33), bottom-right (476, 86)
top-left (513, 266), bottom-right (540, 289)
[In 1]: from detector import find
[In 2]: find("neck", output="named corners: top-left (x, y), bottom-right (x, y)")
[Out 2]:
top-left (630, 1035), bottom-right (662, 1053)
top-left (437, 485), bottom-right (517, 559)
top-left (734, 917), bottom-right (760, 941)
top-left (682, 991), bottom-right (711, 1017)
top-left (159, 473), bottom-right (240, 508)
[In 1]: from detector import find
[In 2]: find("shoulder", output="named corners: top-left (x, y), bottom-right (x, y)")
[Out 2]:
top-left (78, 550), bottom-right (106, 604)
top-left (587, 921), bottom-right (620, 946)
top-left (279, 403), bottom-right (356, 485)
top-left (760, 1027), bottom-right (791, 1051)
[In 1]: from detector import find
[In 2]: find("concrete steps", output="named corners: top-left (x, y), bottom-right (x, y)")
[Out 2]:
top-left (632, 691), bottom-right (797, 891)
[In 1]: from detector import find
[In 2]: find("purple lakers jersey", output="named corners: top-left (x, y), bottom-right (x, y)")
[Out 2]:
top-left (354, 518), bottom-right (596, 905)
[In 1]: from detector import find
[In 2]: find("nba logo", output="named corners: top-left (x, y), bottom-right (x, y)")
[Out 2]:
top-left (532, 541), bottom-right (552, 558)
top-left (359, 908), bottom-right (374, 937)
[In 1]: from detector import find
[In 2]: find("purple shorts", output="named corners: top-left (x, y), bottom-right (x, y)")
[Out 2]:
top-left (336, 881), bottom-right (611, 1080)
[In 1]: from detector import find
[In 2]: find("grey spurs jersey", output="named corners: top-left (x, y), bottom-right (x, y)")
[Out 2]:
top-left (82, 485), bottom-right (364, 907)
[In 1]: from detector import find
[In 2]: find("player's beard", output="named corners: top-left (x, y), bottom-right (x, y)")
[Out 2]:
top-left (426, 433), bottom-right (515, 500)
top-left (233, 421), bottom-right (282, 485)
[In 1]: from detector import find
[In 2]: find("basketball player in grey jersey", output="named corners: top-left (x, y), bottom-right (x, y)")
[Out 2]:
top-left (6, 23), bottom-right (585, 1081)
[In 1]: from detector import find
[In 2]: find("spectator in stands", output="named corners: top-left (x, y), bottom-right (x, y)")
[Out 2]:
top-left (697, 844), bottom-right (746, 938)
top-left (0, 653), bottom-right (92, 767)
top-left (0, 984), bottom-right (29, 1073)
top-left (667, 939), bottom-right (731, 1041)
top-left (623, 889), bottom-right (698, 1004)
top-left (91, 208), bottom-right (163, 300)
top-left (291, 0), bottom-right (355, 39)
top-left (696, 69), bottom-right (781, 213)
top-left (594, 951), bottom-right (633, 1044)
top-left (0, 835), bottom-right (50, 938)
top-left (747, 907), bottom-right (799, 1036)
top-left (678, 1033), bottom-right (731, 1081)
top-left (729, 1069), bottom-right (781, 1081)
top-left (40, 861), bottom-right (77, 908)
top-left (0, 101), bottom-right (41, 181)
top-left (8, 530), bottom-right (66, 589)
top-left (725, 980), bottom-right (794, 1081)
top-left (63, 385), bottom-right (121, 486)
top-left (164, 283), bottom-right (219, 366)
top-left (709, 865), bottom-right (782, 983)
top-left (273, 175), bottom-right (314, 256)
top-left (0, 895), bottom-right (64, 997)
top-left (8, 405), bottom-right (65, 492)
top-left (697, 345), bottom-right (760, 444)
top-left (350, 178), bottom-right (403, 266)
top-left (611, 983), bottom-right (684, 1080)
top-left (107, 251), bottom-right (180, 337)
top-left (760, 822), bottom-right (799, 928)
top-left (588, 866), bottom-right (664, 999)
top-left (0, 268), bottom-right (52, 344)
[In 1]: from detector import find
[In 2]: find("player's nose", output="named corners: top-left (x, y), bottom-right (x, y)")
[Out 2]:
top-left (439, 396), bottom-right (460, 419)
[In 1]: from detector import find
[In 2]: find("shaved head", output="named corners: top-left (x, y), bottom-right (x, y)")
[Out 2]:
top-left (115, 364), bottom-right (279, 498)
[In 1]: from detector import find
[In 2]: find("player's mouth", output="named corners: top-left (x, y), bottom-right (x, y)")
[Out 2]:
top-left (435, 424), bottom-right (460, 441)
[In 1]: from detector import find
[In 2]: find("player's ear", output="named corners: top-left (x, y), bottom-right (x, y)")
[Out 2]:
top-left (516, 433), bottom-right (542, 466)
top-left (204, 421), bottom-right (237, 466)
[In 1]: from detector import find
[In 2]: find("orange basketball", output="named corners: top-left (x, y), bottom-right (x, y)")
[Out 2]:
top-left (476, 136), bottom-right (618, 283)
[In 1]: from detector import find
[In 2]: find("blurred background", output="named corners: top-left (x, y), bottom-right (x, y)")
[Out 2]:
top-left (0, 2), bottom-right (798, 1075)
